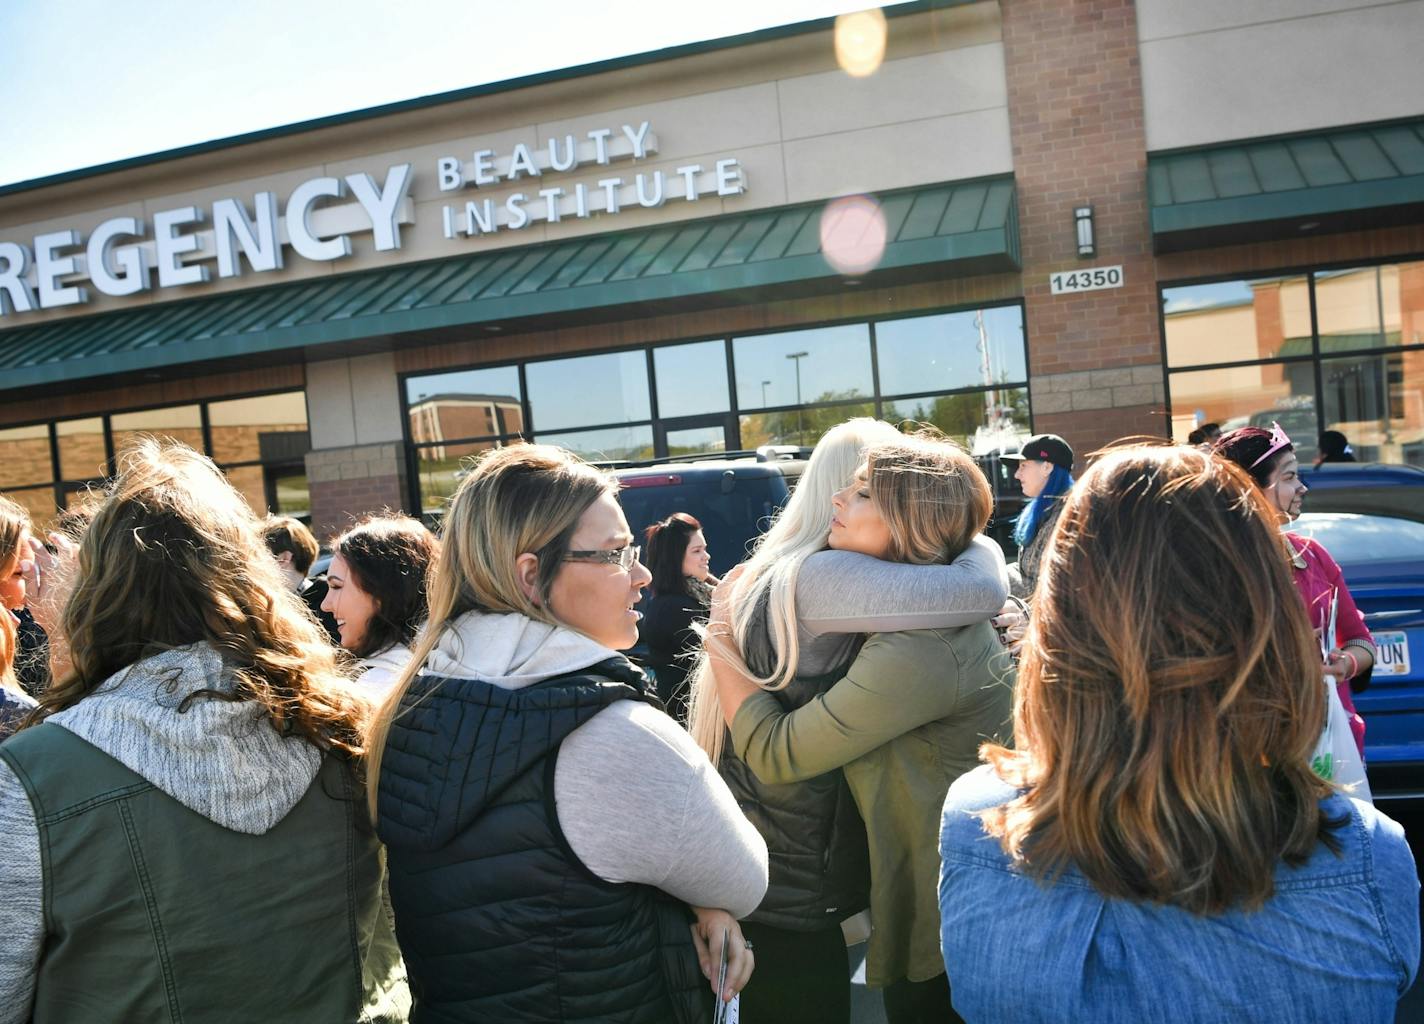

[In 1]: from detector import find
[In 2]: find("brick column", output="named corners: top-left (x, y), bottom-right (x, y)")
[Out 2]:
top-left (306, 443), bottom-right (409, 544)
top-left (1000, 0), bottom-right (1165, 463)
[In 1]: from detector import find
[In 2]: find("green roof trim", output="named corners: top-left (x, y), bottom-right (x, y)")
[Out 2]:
top-left (1148, 119), bottom-right (1424, 253)
top-left (0, 178), bottom-right (1019, 390)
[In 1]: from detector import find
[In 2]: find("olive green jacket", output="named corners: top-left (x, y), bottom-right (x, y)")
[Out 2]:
top-left (731, 621), bottom-right (1014, 987)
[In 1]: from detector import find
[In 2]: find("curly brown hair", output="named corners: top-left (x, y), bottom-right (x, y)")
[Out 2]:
top-left (34, 439), bottom-right (369, 758)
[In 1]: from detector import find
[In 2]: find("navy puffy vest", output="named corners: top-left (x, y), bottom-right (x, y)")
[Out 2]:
top-left (377, 656), bottom-right (711, 1024)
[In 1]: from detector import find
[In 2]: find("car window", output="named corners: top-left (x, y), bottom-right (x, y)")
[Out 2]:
top-left (1292, 513), bottom-right (1424, 564)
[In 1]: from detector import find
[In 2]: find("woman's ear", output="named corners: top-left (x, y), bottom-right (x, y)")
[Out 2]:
top-left (515, 552), bottom-right (542, 604)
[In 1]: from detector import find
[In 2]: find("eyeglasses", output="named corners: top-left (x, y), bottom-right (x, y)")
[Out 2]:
top-left (562, 544), bottom-right (641, 572)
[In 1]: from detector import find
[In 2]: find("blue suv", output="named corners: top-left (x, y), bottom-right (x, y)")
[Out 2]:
top-left (1297, 464), bottom-right (1424, 800)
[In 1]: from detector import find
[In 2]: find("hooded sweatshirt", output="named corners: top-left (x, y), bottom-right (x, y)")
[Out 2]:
top-left (398, 610), bottom-right (768, 916)
top-left (0, 644), bottom-right (405, 1022)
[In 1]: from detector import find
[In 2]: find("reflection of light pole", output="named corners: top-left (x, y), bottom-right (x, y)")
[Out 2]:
top-left (761, 379), bottom-right (772, 407)
top-left (786, 351), bottom-right (809, 440)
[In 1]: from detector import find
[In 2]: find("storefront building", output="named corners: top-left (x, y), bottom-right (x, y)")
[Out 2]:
top-left (1, 0), bottom-right (1422, 538)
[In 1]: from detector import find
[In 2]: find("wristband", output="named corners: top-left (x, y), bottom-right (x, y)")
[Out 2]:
top-left (1341, 650), bottom-right (1359, 680)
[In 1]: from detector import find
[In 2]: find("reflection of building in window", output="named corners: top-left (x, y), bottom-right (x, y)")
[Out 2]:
top-left (1164, 262), bottom-right (1424, 465)
top-left (407, 393), bottom-right (524, 457)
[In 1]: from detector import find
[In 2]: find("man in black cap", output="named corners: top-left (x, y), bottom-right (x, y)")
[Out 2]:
top-left (991, 434), bottom-right (1076, 650)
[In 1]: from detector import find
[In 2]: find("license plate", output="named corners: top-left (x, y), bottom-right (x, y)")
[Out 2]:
top-left (1374, 631), bottom-right (1412, 676)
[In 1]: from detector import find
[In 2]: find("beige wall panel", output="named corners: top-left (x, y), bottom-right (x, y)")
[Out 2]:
top-left (349, 352), bottom-right (404, 445)
top-left (306, 353), bottom-right (401, 450)
top-left (783, 108), bottom-right (1012, 202)
top-left (535, 83), bottom-right (782, 165)
top-left (1141, 0), bottom-right (1424, 150)
top-left (322, 128), bottom-right (534, 204)
top-left (1137, 0), bottom-right (1398, 40)
top-left (305, 358), bottom-right (358, 450)
top-left (777, 44), bottom-right (1008, 142)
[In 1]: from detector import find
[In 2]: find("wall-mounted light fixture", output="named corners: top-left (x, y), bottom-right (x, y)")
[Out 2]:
top-left (1074, 205), bottom-right (1095, 258)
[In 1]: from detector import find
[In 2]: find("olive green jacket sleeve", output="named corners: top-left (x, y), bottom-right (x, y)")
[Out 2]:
top-left (729, 629), bottom-right (966, 785)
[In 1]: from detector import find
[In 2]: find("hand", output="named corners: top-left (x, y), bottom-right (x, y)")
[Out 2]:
top-left (1323, 648), bottom-right (1357, 681)
top-left (689, 907), bottom-right (754, 1004)
top-left (991, 599), bottom-right (1028, 650)
top-left (25, 533), bottom-right (77, 636)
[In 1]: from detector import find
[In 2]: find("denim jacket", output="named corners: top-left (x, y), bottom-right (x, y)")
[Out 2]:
top-left (939, 766), bottom-right (1419, 1024)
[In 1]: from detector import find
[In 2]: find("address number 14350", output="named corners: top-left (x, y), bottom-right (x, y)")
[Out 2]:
top-left (1050, 266), bottom-right (1124, 295)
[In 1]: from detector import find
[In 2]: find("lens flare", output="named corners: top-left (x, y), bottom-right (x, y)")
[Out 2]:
top-left (835, 9), bottom-right (887, 78)
top-left (819, 195), bottom-right (887, 277)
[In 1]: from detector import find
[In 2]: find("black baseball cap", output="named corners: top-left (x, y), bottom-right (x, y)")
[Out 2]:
top-left (1002, 434), bottom-right (1074, 471)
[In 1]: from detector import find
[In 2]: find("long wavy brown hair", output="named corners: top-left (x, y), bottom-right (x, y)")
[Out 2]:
top-left (0, 494), bottom-right (29, 693)
top-left (979, 444), bottom-right (1340, 913)
top-left (33, 439), bottom-right (368, 757)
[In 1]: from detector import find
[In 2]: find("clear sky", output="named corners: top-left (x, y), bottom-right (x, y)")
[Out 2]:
top-left (0, 0), bottom-right (874, 189)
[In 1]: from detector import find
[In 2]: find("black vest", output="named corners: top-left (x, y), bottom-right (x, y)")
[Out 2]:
top-left (719, 670), bottom-right (872, 931)
top-left (377, 656), bottom-right (711, 1024)
top-left (722, 597), bottom-right (872, 931)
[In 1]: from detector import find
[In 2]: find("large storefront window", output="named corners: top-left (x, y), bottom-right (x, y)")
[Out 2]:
top-left (0, 390), bottom-right (311, 526)
top-left (1162, 260), bottom-right (1424, 466)
top-left (401, 304), bottom-right (1032, 514)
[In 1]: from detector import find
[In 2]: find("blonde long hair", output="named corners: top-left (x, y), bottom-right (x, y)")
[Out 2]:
top-left (0, 495), bottom-right (30, 694)
top-left (979, 445), bottom-right (1336, 913)
top-left (685, 418), bottom-right (902, 761)
top-left (364, 444), bottom-right (617, 820)
top-left (33, 440), bottom-right (367, 756)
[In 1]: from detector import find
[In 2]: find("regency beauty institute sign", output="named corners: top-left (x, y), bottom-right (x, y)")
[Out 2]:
top-left (0, 120), bottom-right (747, 317)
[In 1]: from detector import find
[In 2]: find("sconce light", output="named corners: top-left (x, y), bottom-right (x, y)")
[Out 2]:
top-left (1074, 205), bottom-right (1095, 258)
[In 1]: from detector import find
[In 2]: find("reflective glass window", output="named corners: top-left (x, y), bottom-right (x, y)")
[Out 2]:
top-left (876, 308), bottom-right (1027, 397)
top-left (1163, 275), bottom-right (1312, 367)
top-left (1314, 262), bottom-right (1424, 353)
top-left (739, 401), bottom-right (875, 449)
top-left (733, 325), bottom-right (872, 410)
top-left (666, 425), bottom-right (729, 457)
top-left (1322, 350), bottom-right (1424, 467)
top-left (413, 439), bottom-right (504, 514)
top-left (535, 424), bottom-right (655, 463)
top-left (272, 470), bottom-right (311, 517)
top-left (654, 340), bottom-right (730, 418)
top-left (406, 366), bottom-right (524, 442)
top-left (882, 387), bottom-right (1031, 452)
top-left (223, 465), bottom-right (270, 516)
top-left (110, 405), bottom-right (203, 457)
top-left (526, 351), bottom-right (649, 432)
top-left (0, 424), bottom-right (52, 489)
top-left (56, 418), bottom-right (106, 481)
top-left (208, 392), bottom-right (310, 464)
top-left (7, 486), bottom-right (57, 531)
top-left (1167, 363), bottom-right (1319, 460)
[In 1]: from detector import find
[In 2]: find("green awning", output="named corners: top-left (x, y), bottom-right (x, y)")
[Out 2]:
top-left (0, 177), bottom-right (1018, 390)
top-left (1148, 119), bottom-right (1424, 253)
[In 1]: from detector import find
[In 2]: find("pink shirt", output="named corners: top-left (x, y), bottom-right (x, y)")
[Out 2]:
top-left (1287, 533), bottom-right (1373, 756)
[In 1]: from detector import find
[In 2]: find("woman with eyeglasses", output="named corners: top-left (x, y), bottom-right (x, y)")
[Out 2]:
top-left (638, 512), bottom-right (719, 723)
top-left (367, 444), bottom-right (768, 1024)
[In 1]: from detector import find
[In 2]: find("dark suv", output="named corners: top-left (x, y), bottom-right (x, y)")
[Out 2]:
top-left (613, 448), bottom-right (807, 576)
top-left (613, 446), bottom-right (1026, 569)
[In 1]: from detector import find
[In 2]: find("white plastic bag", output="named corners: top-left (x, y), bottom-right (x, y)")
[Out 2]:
top-left (1310, 677), bottom-right (1372, 803)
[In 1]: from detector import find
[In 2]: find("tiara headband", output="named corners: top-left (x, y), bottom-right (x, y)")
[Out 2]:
top-left (1249, 421), bottom-right (1293, 469)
